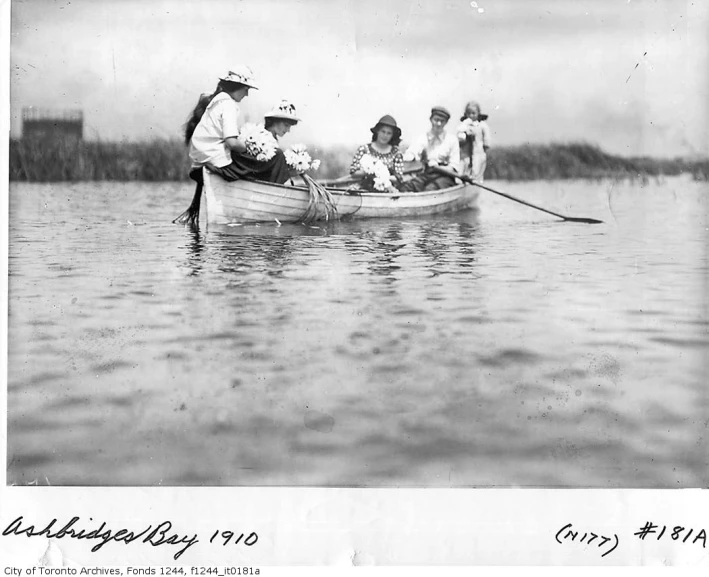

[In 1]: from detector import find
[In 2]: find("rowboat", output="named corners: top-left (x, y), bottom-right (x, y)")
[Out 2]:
top-left (201, 168), bottom-right (480, 224)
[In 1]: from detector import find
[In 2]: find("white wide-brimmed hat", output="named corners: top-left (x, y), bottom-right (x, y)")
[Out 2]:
top-left (219, 65), bottom-right (258, 89)
top-left (264, 100), bottom-right (301, 122)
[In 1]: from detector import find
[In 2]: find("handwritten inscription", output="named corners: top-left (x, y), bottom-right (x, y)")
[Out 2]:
top-left (556, 520), bottom-right (708, 559)
top-left (634, 521), bottom-right (707, 548)
top-left (209, 530), bottom-right (258, 547)
top-left (555, 523), bottom-right (619, 558)
top-left (1, 516), bottom-right (258, 561)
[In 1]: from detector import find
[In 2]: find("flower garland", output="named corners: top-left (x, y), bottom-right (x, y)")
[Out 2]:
top-left (240, 123), bottom-right (278, 162)
top-left (359, 154), bottom-right (392, 192)
top-left (284, 144), bottom-right (321, 173)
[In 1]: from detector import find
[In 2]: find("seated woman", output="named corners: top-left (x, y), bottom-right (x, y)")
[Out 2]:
top-left (263, 100), bottom-right (300, 141)
top-left (229, 100), bottom-right (303, 183)
top-left (185, 69), bottom-right (292, 188)
top-left (349, 115), bottom-right (404, 192)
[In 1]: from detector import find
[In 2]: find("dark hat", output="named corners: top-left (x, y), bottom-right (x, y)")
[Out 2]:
top-left (370, 114), bottom-right (402, 139)
top-left (460, 113), bottom-right (489, 121)
top-left (430, 106), bottom-right (451, 121)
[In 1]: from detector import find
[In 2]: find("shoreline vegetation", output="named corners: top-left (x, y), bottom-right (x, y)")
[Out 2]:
top-left (9, 137), bottom-right (709, 183)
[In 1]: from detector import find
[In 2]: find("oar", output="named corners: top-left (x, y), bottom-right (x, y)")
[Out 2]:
top-left (432, 166), bottom-right (603, 224)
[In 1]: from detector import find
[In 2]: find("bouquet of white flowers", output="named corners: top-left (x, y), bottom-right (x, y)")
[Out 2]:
top-left (239, 123), bottom-right (278, 162)
top-left (284, 143), bottom-right (321, 173)
top-left (359, 154), bottom-right (392, 192)
top-left (457, 118), bottom-right (482, 142)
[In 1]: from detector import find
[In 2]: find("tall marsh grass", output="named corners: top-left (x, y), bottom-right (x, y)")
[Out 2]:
top-left (10, 137), bottom-right (188, 182)
top-left (9, 137), bottom-right (709, 182)
top-left (485, 143), bottom-right (709, 181)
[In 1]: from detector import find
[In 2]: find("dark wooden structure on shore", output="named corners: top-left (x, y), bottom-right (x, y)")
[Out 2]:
top-left (22, 107), bottom-right (84, 140)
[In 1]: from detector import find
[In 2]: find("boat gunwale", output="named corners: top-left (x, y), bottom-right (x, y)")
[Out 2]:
top-left (205, 169), bottom-right (470, 199)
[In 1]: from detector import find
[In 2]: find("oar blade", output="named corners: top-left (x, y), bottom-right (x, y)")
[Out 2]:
top-left (563, 217), bottom-right (604, 224)
top-left (430, 165), bottom-right (604, 224)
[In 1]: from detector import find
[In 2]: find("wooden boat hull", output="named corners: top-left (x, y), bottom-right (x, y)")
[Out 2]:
top-left (202, 169), bottom-right (480, 224)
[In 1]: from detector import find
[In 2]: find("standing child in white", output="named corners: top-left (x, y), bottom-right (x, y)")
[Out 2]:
top-left (457, 101), bottom-right (491, 183)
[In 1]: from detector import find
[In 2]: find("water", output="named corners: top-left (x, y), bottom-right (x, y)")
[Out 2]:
top-left (7, 177), bottom-right (708, 487)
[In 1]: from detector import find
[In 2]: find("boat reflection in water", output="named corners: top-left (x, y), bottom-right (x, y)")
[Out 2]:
top-left (167, 210), bottom-right (495, 485)
top-left (179, 209), bottom-right (483, 295)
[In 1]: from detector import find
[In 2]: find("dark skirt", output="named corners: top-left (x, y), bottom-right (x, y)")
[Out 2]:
top-left (192, 149), bottom-right (290, 186)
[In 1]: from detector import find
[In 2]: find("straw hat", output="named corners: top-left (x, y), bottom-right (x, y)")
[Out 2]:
top-left (219, 65), bottom-right (259, 89)
top-left (370, 114), bottom-right (402, 139)
top-left (264, 100), bottom-right (301, 122)
top-left (430, 106), bottom-right (451, 121)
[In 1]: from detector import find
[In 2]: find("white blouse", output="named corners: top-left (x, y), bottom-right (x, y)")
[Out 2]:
top-left (403, 130), bottom-right (461, 169)
top-left (188, 92), bottom-right (241, 168)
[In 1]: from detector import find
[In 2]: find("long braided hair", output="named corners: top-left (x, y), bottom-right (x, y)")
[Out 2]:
top-left (183, 79), bottom-right (247, 145)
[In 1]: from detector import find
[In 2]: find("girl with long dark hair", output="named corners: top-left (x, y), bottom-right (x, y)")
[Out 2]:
top-left (174, 66), bottom-right (289, 225)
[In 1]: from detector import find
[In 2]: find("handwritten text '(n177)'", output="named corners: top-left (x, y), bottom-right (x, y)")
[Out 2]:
top-left (555, 523), bottom-right (619, 558)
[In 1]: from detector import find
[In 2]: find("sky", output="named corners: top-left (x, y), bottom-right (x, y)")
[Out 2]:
top-left (7, 0), bottom-right (709, 157)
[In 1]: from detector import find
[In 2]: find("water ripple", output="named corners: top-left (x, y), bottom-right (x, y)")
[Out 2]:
top-left (7, 179), bottom-right (708, 487)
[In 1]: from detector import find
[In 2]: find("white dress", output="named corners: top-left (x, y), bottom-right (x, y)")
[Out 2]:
top-left (457, 119), bottom-right (491, 182)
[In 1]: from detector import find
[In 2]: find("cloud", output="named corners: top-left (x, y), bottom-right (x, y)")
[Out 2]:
top-left (8, 0), bottom-right (709, 156)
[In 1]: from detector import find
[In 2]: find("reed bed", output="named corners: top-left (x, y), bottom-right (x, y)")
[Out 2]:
top-left (484, 143), bottom-right (709, 182)
top-left (10, 137), bottom-right (188, 182)
top-left (9, 137), bottom-right (709, 183)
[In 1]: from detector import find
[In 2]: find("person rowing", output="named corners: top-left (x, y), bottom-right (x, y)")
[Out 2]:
top-left (400, 105), bottom-right (461, 192)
